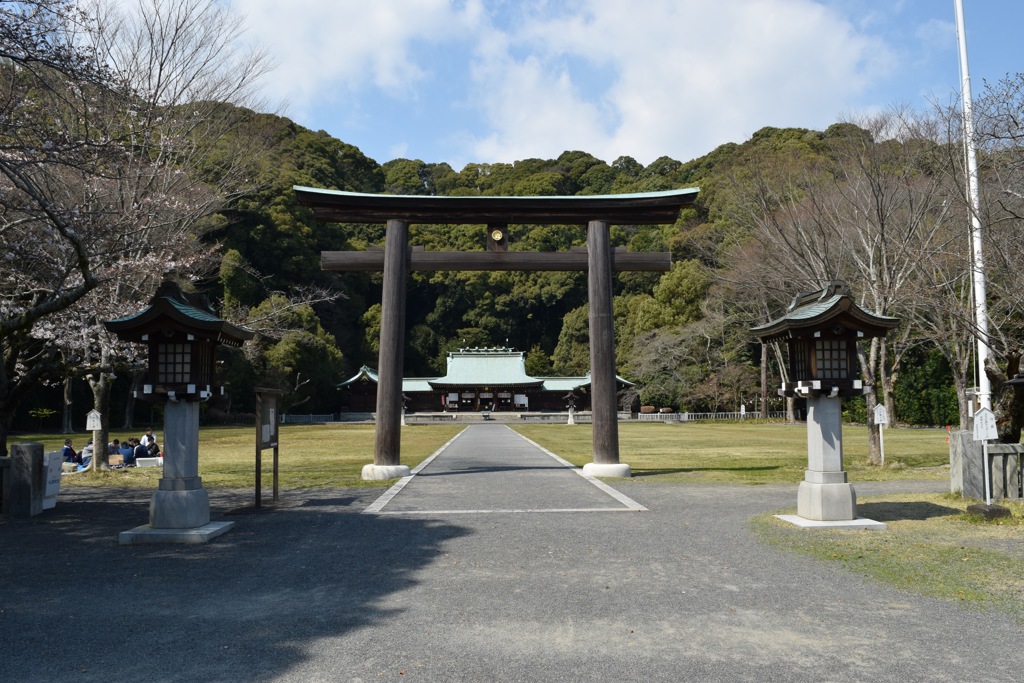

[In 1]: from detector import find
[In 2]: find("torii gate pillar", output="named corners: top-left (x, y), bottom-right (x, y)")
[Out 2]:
top-left (362, 219), bottom-right (412, 480)
top-left (583, 220), bottom-right (629, 477)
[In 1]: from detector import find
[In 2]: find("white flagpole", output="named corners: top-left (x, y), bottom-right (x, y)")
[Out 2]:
top-left (954, 0), bottom-right (992, 413)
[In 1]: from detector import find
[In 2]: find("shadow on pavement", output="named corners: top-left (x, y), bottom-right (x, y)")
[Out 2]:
top-left (0, 486), bottom-right (471, 683)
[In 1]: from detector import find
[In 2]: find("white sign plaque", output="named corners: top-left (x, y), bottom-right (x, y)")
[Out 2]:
top-left (86, 409), bottom-right (102, 431)
top-left (873, 404), bottom-right (889, 427)
top-left (972, 407), bottom-right (997, 441)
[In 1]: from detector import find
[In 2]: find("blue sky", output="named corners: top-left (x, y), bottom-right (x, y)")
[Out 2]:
top-left (236, 0), bottom-right (1022, 169)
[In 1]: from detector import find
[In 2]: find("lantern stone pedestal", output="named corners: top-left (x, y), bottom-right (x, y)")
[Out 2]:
top-left (119, 401), bottom-right (234, 545)
top-left (797, 395), bottom-right (857, 520)
top-left (775, 393), bottom-right (885, 530)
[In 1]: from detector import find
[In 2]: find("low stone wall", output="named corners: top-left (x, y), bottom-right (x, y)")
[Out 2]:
top-left (950, 430), bottom-right (1022, 500)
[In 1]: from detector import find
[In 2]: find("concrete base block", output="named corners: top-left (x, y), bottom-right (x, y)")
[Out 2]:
top-left (9, 443), bottom-right (44, 518)
top-left (797, 480), bottom-right (856, 521)
top-left (582, 462), bottom-right (632, 478)
top-left (119, 521), bottom-right (235, 545)
top-left (362, 464), bottom-right (411, 480)
top-left (775, 514), bottom-right (887, 530)
top-left (150, 487), bottom-right (210, 529)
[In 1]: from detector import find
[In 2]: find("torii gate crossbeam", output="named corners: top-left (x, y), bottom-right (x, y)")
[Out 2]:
top-left (295, 187), bottom-right (700, 480)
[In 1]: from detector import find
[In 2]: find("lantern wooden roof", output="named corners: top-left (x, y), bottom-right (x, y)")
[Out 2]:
top-left (104, 281), bottom-right (254, 346)
top-left (293, 187), bottom-right (699, 225)
top-left (751, 281), bottom-right (899, 342)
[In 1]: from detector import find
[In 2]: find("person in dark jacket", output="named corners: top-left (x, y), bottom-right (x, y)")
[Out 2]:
top-left (119, 439), bottom-right (134, 462)
top-left (132, 438), bottom-right (149, 466)
top-left (61, 439), bottom-right (78, 464)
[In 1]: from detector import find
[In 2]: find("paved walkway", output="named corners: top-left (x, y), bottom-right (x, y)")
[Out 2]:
top-left (1, 425), bottom-right (1021, 682)
top-left (366, 424), bottom-right (645, 514)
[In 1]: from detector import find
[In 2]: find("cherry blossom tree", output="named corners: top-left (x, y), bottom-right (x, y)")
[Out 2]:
top-left (0, 0), bottom-right (270, 459)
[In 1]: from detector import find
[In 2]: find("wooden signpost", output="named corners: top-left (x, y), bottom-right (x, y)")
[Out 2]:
top-left (295, 187), bottom-right (699, 479)
top-left (255, 388), bottom-right (281, 507)
top-left (873, 404), bottom-right (889, 466)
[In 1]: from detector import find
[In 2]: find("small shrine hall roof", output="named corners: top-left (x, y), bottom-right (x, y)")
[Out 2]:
top-left (336, 348), bottom-right (634, 393)
top-left (428, 348), bottom-right (542, 389)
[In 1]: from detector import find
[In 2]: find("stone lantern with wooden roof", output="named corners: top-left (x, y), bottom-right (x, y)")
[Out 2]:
top-left (104, 281), bottom-right (253, 543)
top-left (105, 281), bottom-right (253, 403)
top-left (752, 281), bottom-right (898, 527)
top-left (752, 281), bottom-right (899, 400)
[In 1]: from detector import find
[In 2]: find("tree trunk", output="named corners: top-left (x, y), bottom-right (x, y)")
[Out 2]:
top-left (760, 343), bottom-right (769, 419)
top-left (879, 338), bottom-right (897, 428)
top-left (860, 338), bottom-right (882, 466)
top-left (87, 373), bottom-right (113, 470)
top-left (992, 353), bottom-right (1023, 444)
top-left (864, 388), bottom-right (881, 466)
top-left (951, 374), bottom-right (971, 432)
top-left (62, 377), bottom-right (74, 434)
top-left (122, 368), bottom-right (142, 430)
top-left (87, 345), bottom-right (116, 471)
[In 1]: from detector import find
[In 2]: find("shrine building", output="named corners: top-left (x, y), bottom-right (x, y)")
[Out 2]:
top-left (338, 347), bottom-right (635, 413)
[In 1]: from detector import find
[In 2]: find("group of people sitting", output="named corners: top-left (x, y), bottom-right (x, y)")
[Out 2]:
top-left (61, 427), bottom-right (160, 470)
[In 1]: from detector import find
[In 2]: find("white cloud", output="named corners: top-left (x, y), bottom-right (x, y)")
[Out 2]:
top-left (235, 0), bottom-right (483, 118)
top-left (464, 0), bottom-right (894, 164)
top-left (236, 0), bottom-right (903, 166)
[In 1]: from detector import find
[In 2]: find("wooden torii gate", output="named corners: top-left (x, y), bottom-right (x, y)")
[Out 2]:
top-left (294, 187), bottom-right (699, 480)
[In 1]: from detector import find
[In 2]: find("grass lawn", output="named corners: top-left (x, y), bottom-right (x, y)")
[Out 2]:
top-left (35, 420), bottom-right (951, 489)
top-left (512, 421), bottom-right (951, 484)
top-left (41, 423), bottom-right (464, 490)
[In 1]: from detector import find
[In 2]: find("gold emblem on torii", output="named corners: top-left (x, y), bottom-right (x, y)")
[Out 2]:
top-left (487, 225), bottom-right (508, 252)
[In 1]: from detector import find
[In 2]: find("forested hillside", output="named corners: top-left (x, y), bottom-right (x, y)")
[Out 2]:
top-left (184, 104), bottom-right (1021, 442)
top-left (197, 110), bottom-right (747, 419)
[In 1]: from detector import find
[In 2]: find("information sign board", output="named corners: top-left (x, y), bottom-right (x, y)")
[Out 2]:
top-left (873, 404), bottom-right (889, 427)
top-left (973, 407), bottom-right (997, 441)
